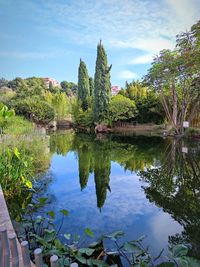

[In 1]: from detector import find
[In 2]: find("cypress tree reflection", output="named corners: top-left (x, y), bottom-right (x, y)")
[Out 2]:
top-left (94, 139), bottom-right (111, 209)
top-left (78, 144), bottom-right (91, 190)
top-left (140, 139), bottom-right (200, 258)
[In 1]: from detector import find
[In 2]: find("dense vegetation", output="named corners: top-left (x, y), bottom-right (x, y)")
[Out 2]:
top-left (0, 77), bottom-right (75, 125)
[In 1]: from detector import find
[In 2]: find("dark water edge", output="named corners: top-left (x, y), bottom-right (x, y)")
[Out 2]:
top-left (7, 130), bottom-right (200, 259)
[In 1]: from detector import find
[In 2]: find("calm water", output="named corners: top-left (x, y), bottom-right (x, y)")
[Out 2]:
top-left (11, 131), bottom-right (200, 257)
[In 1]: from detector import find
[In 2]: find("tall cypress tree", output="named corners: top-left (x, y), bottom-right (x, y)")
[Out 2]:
top-left (78, 59), bottom-right (90, 110)
top-left (89, 77), bottom-right (94, 96)
top-left (94, 41), bottom-right (112, 122)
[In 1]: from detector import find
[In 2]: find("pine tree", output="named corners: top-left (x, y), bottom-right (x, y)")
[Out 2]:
top-left (89, 77), bottom-right (94, 96)
top-left (78, 59), bottom-right (90, 110)
top-left (94, 41), bottom-right (112, 122)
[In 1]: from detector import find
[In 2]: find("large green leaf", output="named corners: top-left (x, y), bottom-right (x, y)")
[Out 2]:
top-left (79, 247), bottom-right (95, 256)
top-left (172, 244), bottom-right (188, 257)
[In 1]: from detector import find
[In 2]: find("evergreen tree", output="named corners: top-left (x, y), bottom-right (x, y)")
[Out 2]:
top-left (89, 77), bottom-right (94, 96)
top-left (78, 59), bottom-right (90, 111)
top-left (94, 41), bottom-right (112, 122)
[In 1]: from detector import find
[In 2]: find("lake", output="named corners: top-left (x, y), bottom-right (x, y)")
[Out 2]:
top-left (9, 130), bottom-right (200, 259)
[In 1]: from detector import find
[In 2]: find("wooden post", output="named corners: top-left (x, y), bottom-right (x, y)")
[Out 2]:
top-left (8, 233), bottom-right (19, 267)
top-left (34, 248), bottom-right (43, 267)
top-left (50, 255), bottom-right (59, 267)
top-left (0, 226), bottom-right (10, 267)
top-left (21, 241), bottom-right (31, 267)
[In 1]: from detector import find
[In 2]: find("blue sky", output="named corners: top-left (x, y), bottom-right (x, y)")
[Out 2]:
top-left (0, 0), bottom-right (199, 86)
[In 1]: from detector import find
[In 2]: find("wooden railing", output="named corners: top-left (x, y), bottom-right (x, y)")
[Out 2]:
top-left (0, 227), bottom-right (78, 267)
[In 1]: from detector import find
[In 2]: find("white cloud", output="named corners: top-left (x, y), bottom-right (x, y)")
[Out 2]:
top-left (36, 0), bottom-right (200, 54)
top-left (129, 54), bottom-right (153, 65)
top-left (119, 70), bottom-right (138, 80)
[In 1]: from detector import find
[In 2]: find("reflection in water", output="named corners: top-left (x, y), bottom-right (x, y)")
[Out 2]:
top-left (50, 132), bottom-right (165, 209)
top-left (140, 139), bottom-right (200, 258)
top-left (9, 130), bottom-right (200, 256)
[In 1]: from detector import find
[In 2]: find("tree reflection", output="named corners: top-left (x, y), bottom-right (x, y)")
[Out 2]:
top-left (73, 134), bottom-right (164, 208)
top-left (140, 139), bottom-right (200, 258)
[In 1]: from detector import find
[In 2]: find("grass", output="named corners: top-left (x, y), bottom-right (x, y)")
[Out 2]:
top-left (4, 115), bottom-right (35, 135)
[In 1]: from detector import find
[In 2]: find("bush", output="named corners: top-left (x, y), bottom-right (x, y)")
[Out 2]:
top-left (109, 94), bottom-right (138, 122)
top-left (72, 101), bottom-right (94, 128)
top-left (13, 97), bottom-right (55, 124)
top-left (185, 127), bottom-right (200, 137)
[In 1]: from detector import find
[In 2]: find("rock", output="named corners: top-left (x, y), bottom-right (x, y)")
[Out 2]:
top-left (95, 124), bottom-right (109, 133)
top-left (48, 120), bottom-right (57, 130)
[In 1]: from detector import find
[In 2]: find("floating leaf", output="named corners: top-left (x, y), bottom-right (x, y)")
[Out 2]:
top-left (84, 228), bottom-right (94, 238)
top-left (79, 248), bottom-right (95, 256)
top-left (60, 209), bottom-right (69, 216)
top-left (47, 211), bottom-right (55, 219)
top-left (38, 197), bottom-right (48, 205)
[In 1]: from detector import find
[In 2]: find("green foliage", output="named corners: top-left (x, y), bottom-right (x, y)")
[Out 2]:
top-left (44, 91), bottom-right (71, 120)
top-left (120, 81), bottom-right (164, 124)
top-left (60, 81), bottom-right (78, 96)
top-left (9, 77), bottom-right (46, 97)
top-left (13, 97), bottom-right (55, 124)
top-left (109, 94), bottom-right (138, 122)
top-left (0, 147), bottom-right (34, 197)
top-left (72, 100), bottom-right (94, 128)
top-left (0, 103), bottom-right (15, 133)
top-left (4, 115), bottom-right (34, 135)
top-left (89, 77), bottom-right (94, 96)
top-left (78, 59), bottom-right (90, 110)
top-left (184, 127), bottom-right (200, 137)
top-left (19, 200), bottom-right (200, 267)
top-left (94, 41), bottom-right (111, 123)
top-left (0, 77), bottom-right (8, 88)
top-left (145, 21), bottom-right (200, 133)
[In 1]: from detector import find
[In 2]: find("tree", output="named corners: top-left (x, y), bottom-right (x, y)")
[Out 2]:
top-left (145, 21), bottom-right (200, 133)
top-left (89, 77), bottom-right (94, 96)
top-left (78, 59), bottom-right (90, 111)
top-left (109, 94), bottom-right (138, 122)
top-left (60, 81), bottom-right (78, 96)
top-left (94, 41), bottom-right (112, 122)
top-left (0, 78), bottom-right (8, 88)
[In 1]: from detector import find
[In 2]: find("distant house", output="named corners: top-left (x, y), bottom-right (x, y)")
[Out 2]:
top-left (42, 77), bottom-right (60, 88)
top-left (111, 86), bottom-right (121, 96)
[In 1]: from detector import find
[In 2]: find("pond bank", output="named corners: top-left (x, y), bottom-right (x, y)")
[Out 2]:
top-left (0, 185), bottom-right (24, 266)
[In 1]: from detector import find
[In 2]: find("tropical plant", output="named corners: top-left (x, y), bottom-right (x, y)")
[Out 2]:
top-left (0, 147), bottom-right (33, 197)
top-left (0, 103), bottom-right (15, 133)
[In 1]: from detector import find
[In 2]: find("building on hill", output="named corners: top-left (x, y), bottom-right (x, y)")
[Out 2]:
top-left (111, 86), bottom-right (121, 96)
top-left (42, 77), bottom-right (60, 88)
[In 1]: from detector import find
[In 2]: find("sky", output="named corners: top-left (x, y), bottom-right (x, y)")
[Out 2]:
top-left (0, 0), bottom-right (200, 86)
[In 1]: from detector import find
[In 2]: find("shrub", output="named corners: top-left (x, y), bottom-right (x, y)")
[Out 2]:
top-left (109, 94), bottom-right (138, 122)
top-left (185, 127), bottom-right (200, 137)
top-left (72, 101), bottom-right (94, 128)
top-left (13, 97), bottom-right (55, 124)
